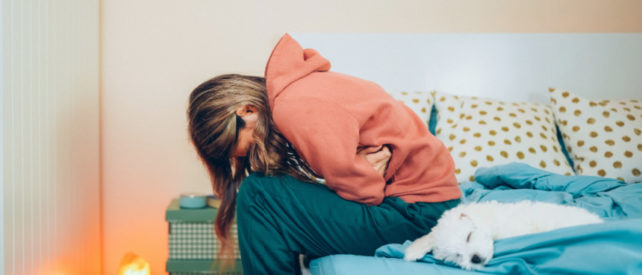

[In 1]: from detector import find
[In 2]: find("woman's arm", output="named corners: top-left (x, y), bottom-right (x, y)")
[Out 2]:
top-left (273, 96), bottom-right (388, 205)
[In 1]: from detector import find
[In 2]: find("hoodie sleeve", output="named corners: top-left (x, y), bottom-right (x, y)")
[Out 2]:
top-left (273, 96), bottom-right (387, 205)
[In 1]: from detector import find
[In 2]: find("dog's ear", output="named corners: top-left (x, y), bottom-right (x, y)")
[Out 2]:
top-left (459, 212), bottom-right (470, 220)
top-left (459, 211), bottom-right (477, 230)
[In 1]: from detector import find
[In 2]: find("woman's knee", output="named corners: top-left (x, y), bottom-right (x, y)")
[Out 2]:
top-left (237, 173), bottom-right (285, 210)
top-left (237, 173), bottom-right (265, 209)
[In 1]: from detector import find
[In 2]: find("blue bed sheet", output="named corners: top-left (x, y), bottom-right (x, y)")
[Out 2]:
top-left (310, 163), bottom-right (642, 275)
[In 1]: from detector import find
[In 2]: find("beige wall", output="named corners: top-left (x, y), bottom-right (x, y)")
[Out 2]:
top-left (100, 0), bottom-right (642, 274)
top-left (2, 0), bottom-right (101, 274)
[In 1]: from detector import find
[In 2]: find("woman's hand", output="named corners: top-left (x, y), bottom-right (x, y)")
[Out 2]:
top-left (357, 145), bottom-right (392, 177)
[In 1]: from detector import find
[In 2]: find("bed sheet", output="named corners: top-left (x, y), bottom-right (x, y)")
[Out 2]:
top-left (310, 163), bottom-right (642, 275)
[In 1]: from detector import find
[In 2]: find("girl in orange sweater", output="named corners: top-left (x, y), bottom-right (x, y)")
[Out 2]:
top-left (187, 34), bottom-right (461, 274)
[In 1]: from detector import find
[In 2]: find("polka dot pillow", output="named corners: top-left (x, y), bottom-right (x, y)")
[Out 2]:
top-left (549, 88), bottom-right (642, 183)
top-left (389, 91), bottom-right (433, 126)
top-left (434, 92), bottom-right (574, 183)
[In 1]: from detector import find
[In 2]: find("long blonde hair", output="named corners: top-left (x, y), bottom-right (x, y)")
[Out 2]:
top-left (187, 74), bottom-right (317, 257)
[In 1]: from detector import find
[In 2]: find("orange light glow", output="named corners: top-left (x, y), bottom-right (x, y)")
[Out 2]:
top-left (117, 252), bottom-right (151, 275)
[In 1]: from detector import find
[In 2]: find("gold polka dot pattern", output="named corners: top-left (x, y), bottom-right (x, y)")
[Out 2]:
top-left (389, 91), bottom-right (433, 127)
top-left (550, 88), bottom-right (642, 183)
top-left (434, 92), bottom-right (574, 183)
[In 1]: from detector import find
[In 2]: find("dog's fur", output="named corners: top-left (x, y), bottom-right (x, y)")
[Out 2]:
top-left (404, 201), bottom-right (603, 270)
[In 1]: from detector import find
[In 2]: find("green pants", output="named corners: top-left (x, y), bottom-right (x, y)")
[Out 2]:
top-left (236, 172), bottom-right (460, 275)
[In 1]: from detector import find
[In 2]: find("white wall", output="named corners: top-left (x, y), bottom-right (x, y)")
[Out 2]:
top-left (2, 0), bottom-right (101, 274)
top-left (293, 33), bottom-right (642, 102)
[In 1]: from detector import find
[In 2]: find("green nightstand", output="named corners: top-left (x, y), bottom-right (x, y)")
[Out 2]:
top-left (165, 198), bottom-right (242, 274)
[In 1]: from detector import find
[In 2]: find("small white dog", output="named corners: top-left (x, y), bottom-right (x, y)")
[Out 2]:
top-left (404, 201), bottom-right (603, 270)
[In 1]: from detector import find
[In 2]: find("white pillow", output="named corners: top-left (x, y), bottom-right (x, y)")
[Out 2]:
top-left (549, 88), bottom-right (642, 183)
top-left (434, 92), bottom-right (574, 182)
top-left (389, 91), bottom-right (433, 126)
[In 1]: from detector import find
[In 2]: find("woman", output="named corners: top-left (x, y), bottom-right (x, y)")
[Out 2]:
top-left (187, 34), bottom-right (461, 274)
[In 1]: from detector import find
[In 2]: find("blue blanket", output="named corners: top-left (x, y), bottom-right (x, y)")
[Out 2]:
top-left (311, 163), bottom-right (642, 274)
top-left (461, 163), bottom-right (642, 219)
top-left (375, 163), bottom-right (642, 274)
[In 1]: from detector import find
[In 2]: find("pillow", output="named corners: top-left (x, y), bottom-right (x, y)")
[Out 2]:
top-left (389, 91), bottom-right (433, 127)
top-left (434, 92), bottom-right (574, 182)
top-left (549, 88), bottom-right (642, 183)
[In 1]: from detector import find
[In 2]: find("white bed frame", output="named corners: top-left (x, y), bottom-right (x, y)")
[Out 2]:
top-left (291, 33), bottom-right (642, 103)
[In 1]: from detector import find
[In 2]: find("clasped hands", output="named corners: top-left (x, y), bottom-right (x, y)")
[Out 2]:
top-left (357, 145), bottom-right (392, 177)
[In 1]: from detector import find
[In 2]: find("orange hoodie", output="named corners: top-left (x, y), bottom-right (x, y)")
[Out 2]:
top-left (265, 34), bottom-right (461, 205)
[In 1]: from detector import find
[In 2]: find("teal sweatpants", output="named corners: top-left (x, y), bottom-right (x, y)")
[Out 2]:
top-left (236, 173), bottom-right (460, 275)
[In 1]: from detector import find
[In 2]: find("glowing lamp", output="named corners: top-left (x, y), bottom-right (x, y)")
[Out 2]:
top-left (117, 252), bottom-right (151, 275)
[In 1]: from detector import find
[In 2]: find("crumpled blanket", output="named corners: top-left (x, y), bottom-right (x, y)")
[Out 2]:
top-left (375, 163), bottom-right (642, 274)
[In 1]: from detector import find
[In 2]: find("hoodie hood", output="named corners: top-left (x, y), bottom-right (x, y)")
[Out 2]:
top-left (264, 34), bottom-right (331, 107)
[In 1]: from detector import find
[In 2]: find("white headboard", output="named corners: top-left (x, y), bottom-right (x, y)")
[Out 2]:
top-left (291, 33), bottom-right (642, 103)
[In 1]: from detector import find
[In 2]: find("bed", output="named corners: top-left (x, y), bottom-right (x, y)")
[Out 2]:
top-left (289, 33), bottom-right (642, 275)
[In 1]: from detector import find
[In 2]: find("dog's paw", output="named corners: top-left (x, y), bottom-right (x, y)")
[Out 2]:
top-left (403, 244), bottom-right (427, 262)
